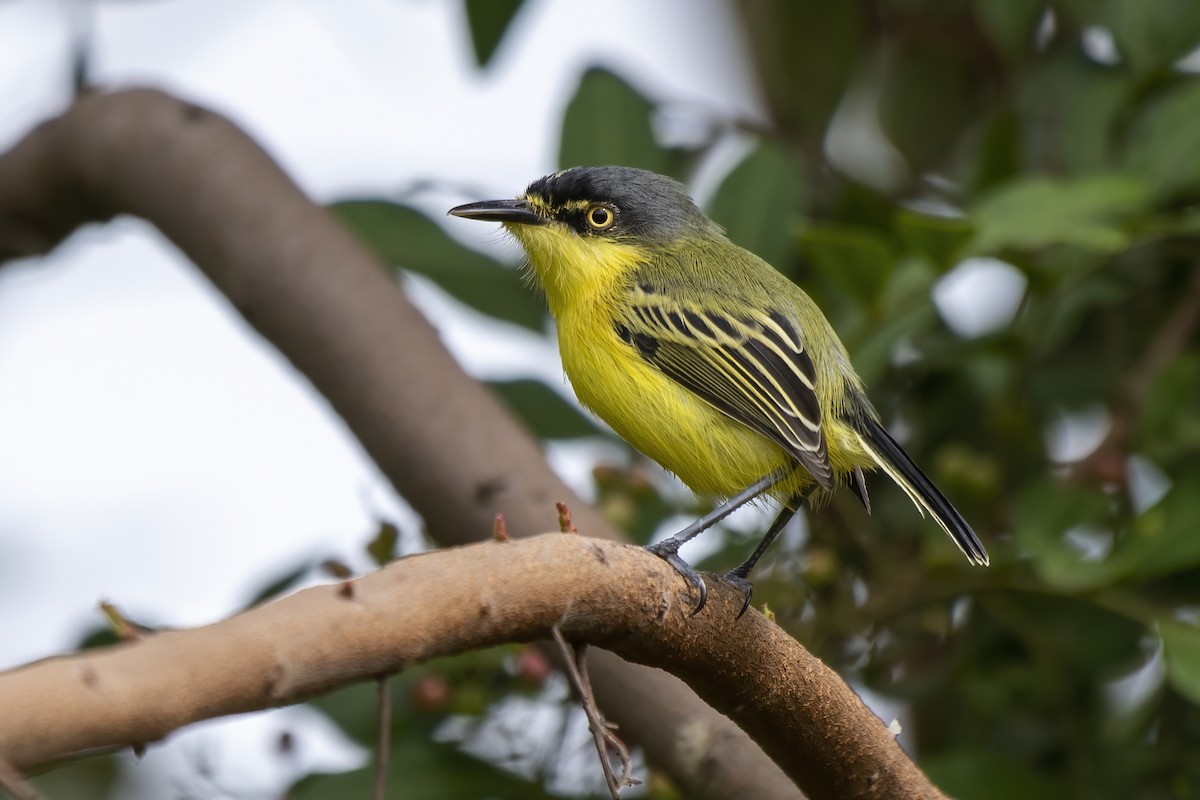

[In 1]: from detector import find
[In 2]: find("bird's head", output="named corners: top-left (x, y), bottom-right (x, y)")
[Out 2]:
top-left (449, 166), bottom-right (721, 309)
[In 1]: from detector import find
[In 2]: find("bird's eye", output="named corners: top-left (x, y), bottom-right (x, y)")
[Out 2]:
top-left (585, 204), bottom-right (616, 231)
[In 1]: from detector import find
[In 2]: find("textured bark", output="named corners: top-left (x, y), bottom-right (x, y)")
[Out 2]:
top-left (0, 535), bottom-right (944, 799)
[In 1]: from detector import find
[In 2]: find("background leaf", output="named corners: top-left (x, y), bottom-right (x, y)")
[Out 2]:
top-left (558, 68), bottom-right (669, 173)
top-left (736, 0), bottom-right (863, 144)
top-left (799, 222), bottom-right (894, 310)
top-left (1161, 620), bottom-right (1200, 705)
top-left (969, 174), bottom-right (1149, 255)
top-left (463, 0), bottom-right (524, 68)
top-left (1124, 79), bottom-right (1200, 201)
top-left (706, 142), bottom-right (805, 269)
top-left (488, 379), bottom-right (602, 440)
top-left (334, 201), bottom-right (545, 331)
top-left (1059, 0), bottom-right (1200, 76)
top-left (893, 209), bottom-right (974, 273)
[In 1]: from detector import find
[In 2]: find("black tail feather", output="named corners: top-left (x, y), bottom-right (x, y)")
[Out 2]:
top-left (858, 416), bottom-right (989, 566)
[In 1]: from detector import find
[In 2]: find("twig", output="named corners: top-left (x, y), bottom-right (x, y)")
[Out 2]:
top-left (374, 676), bottom-right (392, 800)
top-left (0, 757), bottom-right (39, 800)
top-left (556, 502), bottom-right (578, 534)
top-left (98, 600), bottom-right (145, 640)
top-left (551, 625), bottom-right (638, 798)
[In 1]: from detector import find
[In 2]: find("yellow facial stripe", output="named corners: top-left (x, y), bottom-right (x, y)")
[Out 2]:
top-left (521, 193), bottom-right (591, 216)
top-left (504, 221), bottom-right (647, 315)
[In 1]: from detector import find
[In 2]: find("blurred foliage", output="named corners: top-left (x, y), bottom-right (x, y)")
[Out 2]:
top-left (293, 649), bottom-right (564, 799)
top-left (326, 0), bottom-right (1200, 797)
top-left (334, 200), bottom-right (545, 330)
top-left (35, 0), bottom-right (1200, 797)
top-left (463, 0), bottom-right (525, 67)
top-left (559, 67), bottom-right (680, 176)
top-left (29, 756), bottom-right (118, 800)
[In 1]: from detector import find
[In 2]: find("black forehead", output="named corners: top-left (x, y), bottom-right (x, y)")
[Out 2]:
top-left (525, 167), bottom-right (683, 205)
top-left (525, 166), bottom-right (708, 240)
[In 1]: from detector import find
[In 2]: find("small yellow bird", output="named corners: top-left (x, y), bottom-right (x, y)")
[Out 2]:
top-left (450, 166), bottom-right (987, 614)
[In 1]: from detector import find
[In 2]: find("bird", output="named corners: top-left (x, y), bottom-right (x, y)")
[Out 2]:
top-left (449, 166), bottom-right (988, 616)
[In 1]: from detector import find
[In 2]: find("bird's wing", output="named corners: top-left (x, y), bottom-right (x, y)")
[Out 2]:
top-left (615, 285), bottom-right (835, 490)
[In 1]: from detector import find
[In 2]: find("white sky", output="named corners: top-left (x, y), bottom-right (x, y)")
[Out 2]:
top-left (0, 0), bottom-right (765, 794)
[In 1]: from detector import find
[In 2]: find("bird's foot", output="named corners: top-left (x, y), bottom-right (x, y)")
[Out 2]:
top-left (645, 540), bottom-right (709, 615)
top-left (719, 568), bottom-right (755, 619)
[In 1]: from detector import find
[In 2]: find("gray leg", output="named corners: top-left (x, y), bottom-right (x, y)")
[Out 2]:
top-left (721, 494), bottom-right (805, 618)
top-left (645, 469), bottom-right (788, 615)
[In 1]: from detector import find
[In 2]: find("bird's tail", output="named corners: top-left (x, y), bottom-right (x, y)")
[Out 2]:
top-left (855, 416), bottom-right (989, 566)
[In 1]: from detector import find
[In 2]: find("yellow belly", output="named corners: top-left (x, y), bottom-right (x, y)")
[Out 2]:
top-left (558, 313), bottom-right (801, 500)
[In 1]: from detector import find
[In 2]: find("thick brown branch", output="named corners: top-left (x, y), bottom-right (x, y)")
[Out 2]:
top-left (0, 88), bottom-right (951, 799)
top-left (0, 535), bottom-right (943, 799)
top-left (0, 86), bottom-right (798, 800)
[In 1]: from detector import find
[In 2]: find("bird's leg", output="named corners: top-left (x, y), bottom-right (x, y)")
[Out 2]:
top-left (646, 469), bottom-right (787, 614)
top-left (722, 491), bottom-right (807, 618)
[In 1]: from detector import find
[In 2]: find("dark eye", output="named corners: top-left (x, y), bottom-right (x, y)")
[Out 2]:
top-left (585, 204), bottom-right (616, 231)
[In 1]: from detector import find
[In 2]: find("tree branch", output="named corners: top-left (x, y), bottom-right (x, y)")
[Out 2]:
top-left (0, 535), bottom-right (944, 799)
top-left (0, 86), bottom-right (802, 800)
top-left (0, 88), bottom-right (946, 799)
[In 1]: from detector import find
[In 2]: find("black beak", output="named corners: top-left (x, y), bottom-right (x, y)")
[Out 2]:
top-left (448, 199), bottom-right (546, 226)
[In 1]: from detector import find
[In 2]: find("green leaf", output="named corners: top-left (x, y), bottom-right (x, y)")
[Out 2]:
top-left (799, 222), bottom-right (894, 309)
top-left (738, 0), bottom-right (863, 141)
top-left (1012, 51), bottom-right (1135, 178)
top-left (558, 67), bottom-right (668, 172)
top-left (1139, 354), bottom-right (1200, 463)
top-left (1014, 479), bottom-right (1115, 591)
top-left (969, 174), bottom-right (1150, 255)
top-left (333, 201), bottom-right (545, 331)
top-left (1125, 78), bottom-right (1200, 200)
top-left (1028, 275), bottom-right (1126, 360)
top-left (1059, 0), bottom-right (1200, 75)
top-left (923, 749), bottom-right (1064, 800)
top-left (1057, 72), bottom-right (1133, 177)
top-left (878, 44), bottom-right (983, 171)
top-left (841, 255), bottom-right (939, 381)
top-left (244, 560), bottom-right (313, 607)
top-left (307, 681), bottom-right (388, 744)
top-left (488, 379), bottom-right (601, 439)
top-left (1161, 619), bottom-right (1200, 705)
top-left (1112, 1), bottom-right (1200, 75)
top-left (972, 109), bottom-right (1020, 192)
top-left (30, 756), bottom-right (119, 800)
top-left (462, 0), bottom-right (524, 68)
top-left (366, 520), bottom-right (399, 566)
top-left (972, 0), bottom-right (1050, 62)
top-left (1104, 471), bottom-right (1200, 582)
top-left (1017, 472), bottom-right (1200, 591)
top-left (291, 728), bottom-right (551, 799)
top-left (993, 591), bottom-right (1146, 672)
top-left (893, 209), bottom-right (974, 272)
top-left (706, 142), bottom-right (805, 268)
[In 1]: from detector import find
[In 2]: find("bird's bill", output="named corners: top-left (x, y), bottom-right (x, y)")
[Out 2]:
top-left (448, 199), bottom-right (546, 225)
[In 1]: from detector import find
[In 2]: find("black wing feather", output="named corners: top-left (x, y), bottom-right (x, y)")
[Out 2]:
top-left (617, 289), bottom-right (835, 490)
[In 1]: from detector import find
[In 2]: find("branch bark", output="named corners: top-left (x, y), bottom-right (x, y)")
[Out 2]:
top-left (0, 535), bottom-right (944, 799)
top-left (0, 88), bottom-right (943, 799)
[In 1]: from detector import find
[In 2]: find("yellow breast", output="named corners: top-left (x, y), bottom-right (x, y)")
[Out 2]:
top-left (556, 305), bottom-right (796, 499)
top-left (508, 220), bottom-right (807, 500)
